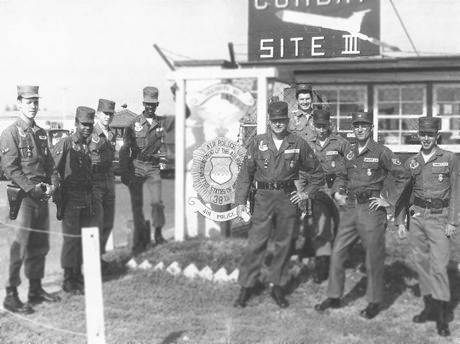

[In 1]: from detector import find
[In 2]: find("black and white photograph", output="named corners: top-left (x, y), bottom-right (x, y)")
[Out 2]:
top-left (0, 0), bottom-right (460, 343)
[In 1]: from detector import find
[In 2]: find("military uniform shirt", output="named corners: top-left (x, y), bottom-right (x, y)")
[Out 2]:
top-left (306, 133), bottom-right (351, 175)
top-left (89, 122), bottom-right (115, 171)
top-left (403, 148), bottom-right (459, 226)
top-left (288, 109), bottom-right (315, 141)
top-left (235, 132), bottom-right (325, 205)
top-left (52, 133), bottom-right (92, 188)
top-left (334, 139), bottom-right (408, 196)
top-left (0, 118), bottom-right (57, 192)
top-left (123, 111), bottom-right (173, 162)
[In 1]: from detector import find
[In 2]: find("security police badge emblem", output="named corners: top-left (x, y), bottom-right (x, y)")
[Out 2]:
top-left (189, 137), bottom-right (246, 222)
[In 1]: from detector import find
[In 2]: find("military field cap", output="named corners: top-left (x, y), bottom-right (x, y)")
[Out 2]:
top-left (352, 112), bottom-right (373, 125)
top-left (97, 98), bottom-right (116, 114)
top-left (268, 101), bottom-right (289, 120)
top-left (313, 109), bottom-right (331, 125)
top-left (17, 85), bottom-right (40, 99)
top-left (143, 86), bottom-right (159, 103)
top-left (75, 106), bottom-right (95, 124)
top-left (418, 116), bottom-right (440, 133)
top-left (296, 83), bottom-right (312, 93)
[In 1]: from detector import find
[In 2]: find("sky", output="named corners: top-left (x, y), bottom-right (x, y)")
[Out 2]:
top-left (0, 0), bottom-right (459, 118)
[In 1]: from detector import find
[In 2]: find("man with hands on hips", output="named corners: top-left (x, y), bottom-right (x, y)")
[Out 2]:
top-left (234, 101), bottom-right (325, 309)
top-left (395, 117), bottom-right (459, 337)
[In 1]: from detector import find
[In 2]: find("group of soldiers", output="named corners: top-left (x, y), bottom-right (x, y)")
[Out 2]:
top-left (234, 84), bottom-right (460, 337)
top-left (0, 85), bottom-right (170, 315)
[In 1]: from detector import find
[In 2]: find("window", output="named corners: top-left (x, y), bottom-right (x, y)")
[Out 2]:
top-left (374, 85), bottom-right (426, 148)
top-left (314, 85), bottom-right (367, 134)
top-left (433, 84), bottom-right (460, 147)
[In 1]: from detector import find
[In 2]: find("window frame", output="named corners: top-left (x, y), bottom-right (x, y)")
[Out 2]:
top-left (432, 83), bottom-right (460, 152)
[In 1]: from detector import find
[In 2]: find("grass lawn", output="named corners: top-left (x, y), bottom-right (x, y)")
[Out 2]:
top-left (1, 233), bottom-right (459, 344)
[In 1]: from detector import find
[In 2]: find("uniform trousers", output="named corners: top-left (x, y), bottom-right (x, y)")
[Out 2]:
top-left (93, 173), bottom-right (115, 254)
top-left (408, 205), bottom-right (451, 301)
top-left (7, 196), bottom-right (49, 287)
top-left (327, 201), bottom-right (387, 303)
top-left (238, 189), bottom-right (298, 288)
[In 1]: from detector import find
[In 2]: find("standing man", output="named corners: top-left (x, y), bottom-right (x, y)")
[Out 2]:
top-left (289, 83), bottom-right (316, 141)
top-left (0, 85), bottom-right (60, 314)
top-left (52, 106), bottom-right (97, 294)
top-left (315, 112), bottom-right (407, 319)
top-left (396, 117), bottom-right (458, 337)
top-left (233, 101), bottom-right (325, 309)
top-left (91, 99), bottom-right (116, 270)
top-left (297, 109), bottom-right (351, 283)
top-left (119, 86), bottom-right (172, 255)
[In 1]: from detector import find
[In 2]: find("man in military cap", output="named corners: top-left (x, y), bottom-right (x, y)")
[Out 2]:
top-left (395, 117), bottom-right (459, 337)
top-left (52, 106), bottom-right (97, 294)
top-left (315, 112), bottom-right (408, 319)
top-left (119, 86), bottom-right (176, 255)
top-left (288, 83), bottom-right (316, 141)
top-left (91, 99), bottom-right (117, 272)
top-left (233, 101), bottom-right (325, 309)
top-left (297, 109), bottom-right (351, 283)
top-left (0, 85), bottom-right (61, 313)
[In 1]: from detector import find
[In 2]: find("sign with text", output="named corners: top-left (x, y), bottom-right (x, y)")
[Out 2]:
top-left (248, 0), bottom-right (380, 61)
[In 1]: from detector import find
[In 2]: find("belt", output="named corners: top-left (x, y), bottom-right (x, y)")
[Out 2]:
top-left (413, 197), bottom-right (449, 209)
top-left (255, 181), bottom-right (295, 191)
top-left (350, 190), bottom-right (380, 204)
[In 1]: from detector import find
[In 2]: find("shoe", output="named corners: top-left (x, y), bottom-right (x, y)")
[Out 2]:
top-left (233, 287), bottom-right (252, 308)
top-left (359, 303), bottom-right (381, 319)
top-left (314, 298), bottom-right (341, 312)
top-left (313, 256), bottom-right (330, 284)
top-left (270, 286), bottom-right (289, 308)
top-left (28, 279), bottom-right (60, 304)
top-left (435, 300), bottom-right (450, 337)
top-left (3, 287), bottom-right (34, 314)
top-left (413, 295), bottom-right (435, 323)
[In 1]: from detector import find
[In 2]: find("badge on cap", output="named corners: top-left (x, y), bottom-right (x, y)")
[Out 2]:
top-left (134, 122), bottom-right (143, 132)
top-left (39, 135), bottom-right (47, 140)
top-left (259, 141), bottom-right (268, 152)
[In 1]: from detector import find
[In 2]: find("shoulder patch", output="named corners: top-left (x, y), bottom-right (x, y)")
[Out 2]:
top-left (346, 151), bottom-right (354, 160)
top-left (92, 135), bottom-right (100, 143)
top-left (409, 160), bottom-right (419, 169)
top-left (392, 158), bottom-right (401, 165)
top-left (258, 140), bottom-right (268, 152)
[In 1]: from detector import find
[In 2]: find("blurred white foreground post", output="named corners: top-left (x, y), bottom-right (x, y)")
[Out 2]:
top-left (82, 227), bottom-right (106, 344)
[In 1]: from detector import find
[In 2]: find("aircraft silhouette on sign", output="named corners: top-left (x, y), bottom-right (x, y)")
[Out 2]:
top-left (276, 9), bottom-right (401, 52)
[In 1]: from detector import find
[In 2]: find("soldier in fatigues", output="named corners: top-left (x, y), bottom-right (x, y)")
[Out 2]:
top-left (297, 109), bottom-right (351, 283)
top-left (315, 112), bottom-right (407, 319)
top-left (120, 87), bottom-right (172, 255)
top-left (52, 107), bottom-right (97, 294)
top-left (288, 83), bottom-right (316, 141)
top-left (233, 101), bottom-right (325, 309)
top-left (396, 117), bottom-right (459, 337)
top-left (91, 99), bottom-right (116, 272)
top-left (0, 85), bottom-right (60, 314)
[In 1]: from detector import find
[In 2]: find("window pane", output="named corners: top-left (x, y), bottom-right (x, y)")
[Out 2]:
top-left (401, 118), bottom-right (419, 131)
top-left (378, 118), bottom-right (399, 130)
top-left (401, 87), bottom-right (424, 101)
top-left (339, 103), bottom-right (364, 114)
top-left (338, 116), bottom-right (353, 131)
top-left (436, 87), bottom-right (460, 102)
top-left (402, 102), bottom-right (423, 115)
top-left (340, 89), bottom-right (362, 102)
top-left (378, 88), bottom-right (399, 101)
top-left (318, 90), bottom-right (337, 102)
top-left (378, 102), bottom-right (399, 115)
top-left (378, 132), bottom-right (400, 144)
top-left (402, 132), bottom-right (420, 144)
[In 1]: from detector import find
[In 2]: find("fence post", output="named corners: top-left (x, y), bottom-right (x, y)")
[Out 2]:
top-left (82, 227), bottom-right (106, 344)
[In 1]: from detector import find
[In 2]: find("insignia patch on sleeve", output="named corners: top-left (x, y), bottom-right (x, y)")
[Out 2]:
top-left (392, 158), bottom-right (401, 165)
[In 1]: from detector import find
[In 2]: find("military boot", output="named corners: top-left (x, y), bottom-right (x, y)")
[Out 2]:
top-left (413, 295), bottom-right (435, 323)
top-left (73, 266), bottom-right (85, 294)
top-left (62, 268), bottom-right (83, 295)
top-left (3, 287), bottom-right (34, 314)
top-left (28, 279), bottom-right (61, 305)
top-left (435, 300), bottom-right (450, 337)
top-left (155, 226), bottom-right (167, 245)
top-left (233, 287), bottom-right (252, 308)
